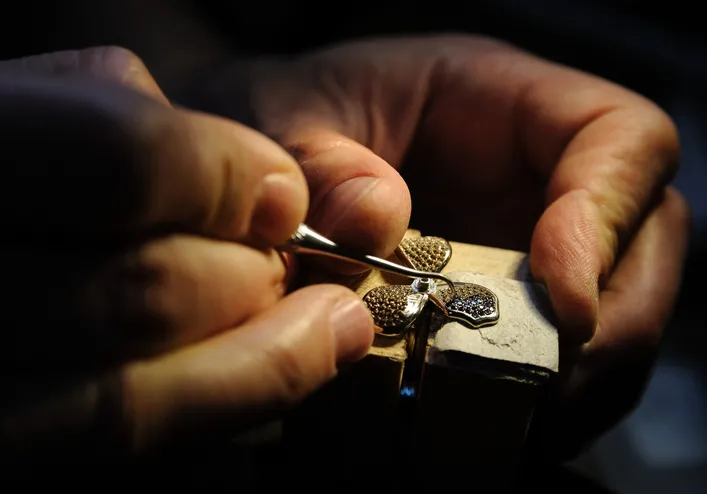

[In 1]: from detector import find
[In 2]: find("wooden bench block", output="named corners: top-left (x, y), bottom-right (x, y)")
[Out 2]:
top-left (413, 271), bottom-right (559, 468)
top-left (283, 231), bottom-right (559, 478)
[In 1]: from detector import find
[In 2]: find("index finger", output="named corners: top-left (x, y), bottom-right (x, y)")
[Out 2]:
top-left (0, 74), bottom-right (308, 246)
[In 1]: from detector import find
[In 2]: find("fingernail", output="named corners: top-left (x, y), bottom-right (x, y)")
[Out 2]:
top-left (329, 297), bottom-right (374, 364)
top-left (251, 173), bottom-right (307, 244)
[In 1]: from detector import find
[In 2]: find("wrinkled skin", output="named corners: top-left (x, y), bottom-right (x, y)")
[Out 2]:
top-left (195, 35), bottom-right (690, 457)
top-left (0, 47), bottom-right (374, 459)
top-left (0, 33), bottom-right (690, 462)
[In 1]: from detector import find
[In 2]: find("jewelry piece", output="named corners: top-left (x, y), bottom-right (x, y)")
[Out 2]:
top-left (282, 223), bottom-right (458, 299)
top-left (363, 236), bottom-right (500, 336)
top-left (278, 224), bottom-right (499, 334)
top-left (437, 283), bottom-right (500, 329)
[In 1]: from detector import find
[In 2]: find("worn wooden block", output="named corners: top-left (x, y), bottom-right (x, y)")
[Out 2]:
top-left (414, 271), bottom-right (559, 467)
top-left (283, 231), bottom-right (559, 476)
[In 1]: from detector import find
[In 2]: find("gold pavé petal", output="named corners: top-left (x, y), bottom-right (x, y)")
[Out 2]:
top-left (396, 236), bottom-right (452, 273)
top-left (362, 284), bottom-right (428, 336)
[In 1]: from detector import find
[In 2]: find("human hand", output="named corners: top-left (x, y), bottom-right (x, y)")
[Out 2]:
top-left (196, 35), bottom-right (690, 457)
top-left (0, 47), bottom-right (374, 461)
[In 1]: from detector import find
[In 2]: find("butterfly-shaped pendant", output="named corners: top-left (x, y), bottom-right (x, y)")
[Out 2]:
top-left (362, 236), bottom-right (500, 336)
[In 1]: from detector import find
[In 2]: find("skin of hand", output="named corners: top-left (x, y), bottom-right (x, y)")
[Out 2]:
top-left (192, 35), bottom-right (691, 459)
top-left (0, 47), bottom-right (375, 460)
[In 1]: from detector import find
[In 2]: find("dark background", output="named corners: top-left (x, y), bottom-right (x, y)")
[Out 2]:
top-left (1, 1), bottom-right (705, 492)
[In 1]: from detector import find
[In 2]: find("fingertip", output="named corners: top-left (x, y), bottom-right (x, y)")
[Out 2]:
top-left (318, 173), bottom-right (411, 257)
top-left (87, 46), bottom-right (171, 104)
top-left (176, 113), bottom-right (309, 245)
top-left (543, 275), bottom-right (598, 343)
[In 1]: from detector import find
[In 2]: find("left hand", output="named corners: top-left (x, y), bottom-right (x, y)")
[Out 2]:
top-left (0, 47), bottom-right (373, 461)
top-left (195, 35), bottom-right (690, 458)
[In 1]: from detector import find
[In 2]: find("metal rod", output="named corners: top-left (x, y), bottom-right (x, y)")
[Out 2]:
top-left (280, 223), bottom-right (457, 298)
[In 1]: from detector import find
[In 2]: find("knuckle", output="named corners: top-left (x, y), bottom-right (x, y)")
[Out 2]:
top-left (85, 46), bottom-right (148, 81)
top-left (78, 46), bottom-right (166, 102)
top-left (91, 45), bottom-right (142, 64)
top-left (0, 46), bottom-right (160, 100)
top-left (0, 46), bottom-right (147, 82)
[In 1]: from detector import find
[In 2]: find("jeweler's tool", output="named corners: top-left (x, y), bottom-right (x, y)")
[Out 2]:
top-left (280, 223), bottom-right (457, 299)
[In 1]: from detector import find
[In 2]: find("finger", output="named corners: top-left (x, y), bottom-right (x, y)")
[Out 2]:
top-left (500, 57), bottom-right (680, 339)
top-left (2, 234), bottom-right (287, 368)
top-left (528, 92), bottom-right (679, 340)
top-left (527, 188), bottom-right (690, 460)
top-left (0, 46), bottom-right (170, 104)
top-left (0, 77), bottom-right (308, 245)
top-left (586, 186), bottom-right (689, 368)
top-left (116, 236), bottom-right (286, 357)
top-left (127, 283), bottom-right (374, 451)
top-left (0, 285), bottom-right (374, 457)
top-left (240, 62), bottom-right (412, 267)
top-left (341, 36), bottom-right (679, 339)
top-left (418, 37), bottom-right (679, 340)
top-left (552, 187), bottom-right (689, 398)
top-left (284, 129), bottom-right (411, 272)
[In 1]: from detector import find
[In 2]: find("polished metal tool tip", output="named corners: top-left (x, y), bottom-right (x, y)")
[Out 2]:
top-left (280, 223), bottom-right (457, 298)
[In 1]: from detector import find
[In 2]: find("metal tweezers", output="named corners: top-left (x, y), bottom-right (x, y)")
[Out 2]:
top-left (280, 223), bottom-right (457, 298)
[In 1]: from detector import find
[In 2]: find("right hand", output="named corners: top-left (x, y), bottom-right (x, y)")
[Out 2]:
top-left (0, 47), bottom-right (374, 461)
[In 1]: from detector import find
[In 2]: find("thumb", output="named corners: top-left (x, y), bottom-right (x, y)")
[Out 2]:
top-left (529, 191), bottom-right (603, 342)
top-left (0, 285), bottom-right (374, 457)
top-left (279, 128), bottom-right (411, 272)
top-left (198, 60), bottom-right (412, 264)
top-left (125, 284), bottom-right (374, 452)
